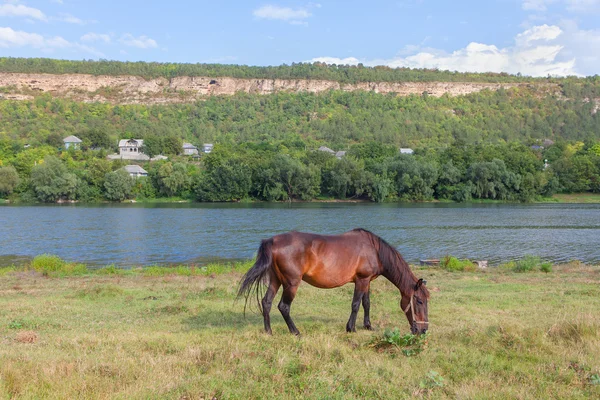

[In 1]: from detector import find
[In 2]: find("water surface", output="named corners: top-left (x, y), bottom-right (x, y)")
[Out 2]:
top-left (1, 203), bottom-right (599, 266)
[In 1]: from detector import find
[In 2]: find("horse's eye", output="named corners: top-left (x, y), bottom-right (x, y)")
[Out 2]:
top-left (415, 298), bottom-right (423, 305)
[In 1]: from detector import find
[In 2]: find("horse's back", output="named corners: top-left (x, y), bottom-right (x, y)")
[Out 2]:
top-left (270, 230), bottom-right (380, 288)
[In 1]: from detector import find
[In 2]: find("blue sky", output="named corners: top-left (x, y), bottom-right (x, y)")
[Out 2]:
top-left (1, 0), bottom-right (599, 76)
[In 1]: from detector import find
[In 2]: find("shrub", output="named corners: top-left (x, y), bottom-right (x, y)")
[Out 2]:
top-left (514, 255), bottom-right (541, 272)
top-left (540, 262), bottom-right (553, 273)
top-left (31, 254), bottom-right (65, 273)
top-left (30, 254), bottom-right (88, 276)
top-left (441, 256), bottom-right (476, 272)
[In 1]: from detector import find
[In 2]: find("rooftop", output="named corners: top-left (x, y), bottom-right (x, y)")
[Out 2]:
top-left (63, 135), bottom-right (82, 143)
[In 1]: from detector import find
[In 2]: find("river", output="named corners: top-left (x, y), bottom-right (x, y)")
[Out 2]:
top-left (1, 203), bottom-right (599, 267)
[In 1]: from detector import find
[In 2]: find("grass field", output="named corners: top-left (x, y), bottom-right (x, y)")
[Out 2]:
top-left (1, 261), bottom-right (599, 399)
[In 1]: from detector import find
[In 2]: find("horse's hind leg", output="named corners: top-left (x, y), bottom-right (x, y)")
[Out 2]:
top-left (362, 287), bottom-right (372, 330)
top-left (278, 285), bottom-right (300, 335)
top-left (346, 279), bottom-right (369, 333)
top-left (261, 271), bottom-right (280, 335)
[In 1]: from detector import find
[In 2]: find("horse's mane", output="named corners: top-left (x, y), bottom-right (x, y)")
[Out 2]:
top-left (353, 228), bottom-right (430, 298)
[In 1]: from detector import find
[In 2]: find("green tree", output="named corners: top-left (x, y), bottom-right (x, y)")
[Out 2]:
top-left (30, 156), bottom-right (78, 202)
top-left (0, 165), bottom-right (19, 197)
top-left (155, 162), bottom-right (191, 197)
top-left (195, 160), bottom-right (252, 201)
top-left (79, 129), bottom-right (112, 149)
top-left (104, 169), bottom-right (134, 201)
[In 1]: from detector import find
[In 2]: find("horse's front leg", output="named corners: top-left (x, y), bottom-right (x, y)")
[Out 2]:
top-left (362, 287), bottom-right (372, 330)
top-left (346, 279), bottom-right (369, 333)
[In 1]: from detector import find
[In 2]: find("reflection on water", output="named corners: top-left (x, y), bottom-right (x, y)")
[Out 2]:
top-left (1, 202), bottom-right (599, 266)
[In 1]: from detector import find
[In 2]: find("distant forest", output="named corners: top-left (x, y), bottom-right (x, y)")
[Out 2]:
top-left (0, 89), bottom-right (598, 149)
top-left (1, 57), bottom-right (600, 98)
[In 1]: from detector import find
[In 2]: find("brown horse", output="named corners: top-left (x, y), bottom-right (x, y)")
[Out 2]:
top-left (238, 228), bottom-right (429, 335)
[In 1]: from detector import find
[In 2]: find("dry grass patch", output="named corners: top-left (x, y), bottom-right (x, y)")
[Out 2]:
top-left (14, 330), bottom-right (39, 343)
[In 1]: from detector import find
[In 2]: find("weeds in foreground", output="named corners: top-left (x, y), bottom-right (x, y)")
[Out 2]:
top-left (369, 328), bottom-right (428, 356)
top-left (420, 370), bottom-right (445, 389)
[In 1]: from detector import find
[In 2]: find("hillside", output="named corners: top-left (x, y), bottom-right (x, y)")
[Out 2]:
top-left (0, 60), bottom-right (599, 204)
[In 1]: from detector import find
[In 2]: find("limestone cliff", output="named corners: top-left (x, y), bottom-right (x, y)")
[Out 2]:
top-left (0, 72), bottom-right (558, 105)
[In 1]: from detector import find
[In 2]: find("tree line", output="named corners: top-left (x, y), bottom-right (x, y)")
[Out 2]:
top-left (1, 140), bottom-right (598, 203)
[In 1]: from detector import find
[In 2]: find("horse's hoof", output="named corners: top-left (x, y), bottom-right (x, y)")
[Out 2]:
top-left (364, 325), bottom-right (373, 331)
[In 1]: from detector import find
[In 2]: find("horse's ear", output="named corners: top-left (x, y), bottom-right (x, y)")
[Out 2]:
top-left (415, 278), bottom-right (423, 290)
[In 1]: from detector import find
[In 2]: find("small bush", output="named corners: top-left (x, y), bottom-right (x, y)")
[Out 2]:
top-left (31, 254), bottom-right (65, 273)
top-left (441, 256), bottom-right (475, 272)
top-left (514, 255), bottom-right (541, 272)
top-left (30, 254), bottom-right (88, 276)
top-left (540, 262), bottom-right (553, 273)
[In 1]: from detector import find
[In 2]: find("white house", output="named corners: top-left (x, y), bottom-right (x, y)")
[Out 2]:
top-left (183, 143), bottom-right (199, 156)
top-left (318, 146), bottom-right (335, 155)
top-left (203, 144), bottom-right (214, 153)
top-left (63, 135), bottom-right (82, 150)
top-left (119, 139), bottom-right (144, 155)
top-left (123, 165), bottom-right (148, 178)
top-left (400, 148), bottom-right (414, 155)
top-left (115, 139), bottom-right (150, 160)
top-left (335, 151), bottom-right (346, 159)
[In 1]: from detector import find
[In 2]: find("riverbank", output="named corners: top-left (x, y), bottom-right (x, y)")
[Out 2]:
top-left (1, 259), bottom-right (599, 398)
top-left (3, 192), bottom-right (600, 205)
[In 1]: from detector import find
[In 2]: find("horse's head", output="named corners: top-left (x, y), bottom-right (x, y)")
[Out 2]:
top-left (402, 278), bottom-right (429, 335)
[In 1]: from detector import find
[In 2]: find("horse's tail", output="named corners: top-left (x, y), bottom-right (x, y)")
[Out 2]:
top-left (237, 238), bottom-right (274, 315)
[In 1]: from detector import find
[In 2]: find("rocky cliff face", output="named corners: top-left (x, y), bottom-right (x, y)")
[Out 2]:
top-left (0, 72), bottom-right (557, 105)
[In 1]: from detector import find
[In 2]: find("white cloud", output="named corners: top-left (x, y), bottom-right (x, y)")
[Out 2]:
top-left (516, 24), bottom-right (562, 45)
top-left (0, 26), bottom-right (103, 56)
top-left (0, 3), bottom-right (47, 21)
top-left (80, 32), bottom-right (110, 43)
top-left (119, 33), bottom-right (158, 49)
top-left (309, 24), bottom-right (600, 77)
top-left (253, 5), bottom-right (311, 24)
top-left (58, 13), bottom-right (85, 25)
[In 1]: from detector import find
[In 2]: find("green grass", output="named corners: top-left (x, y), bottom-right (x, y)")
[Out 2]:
top-left (0, 262), bottom-right (599, 398)
top-left (544, 193), bottom-right (600, 203)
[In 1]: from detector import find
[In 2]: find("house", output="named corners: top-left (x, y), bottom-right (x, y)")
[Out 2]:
top-left (115, 139), bottom-right (150, 160)
top-left (530, 145), bottom-right (543, 151)
top-left (203, 144), bottom-right (214, 154)
top-left (123, 165), bottom-right (148, 178)
top-left (318, 146), bottom-right (335, 155)
top-left (63, 135), bottom-right (82, 150)
top-left (543, 139), bottom-right (555, 147)
top-left (183, 143), bottom-right (199, 156)
top-left (335, 151), bottom-right (346, 159)
top-left (400, 148), bottom-right (414, 155)
top-left (119, 139), bottom-right (144, 155)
